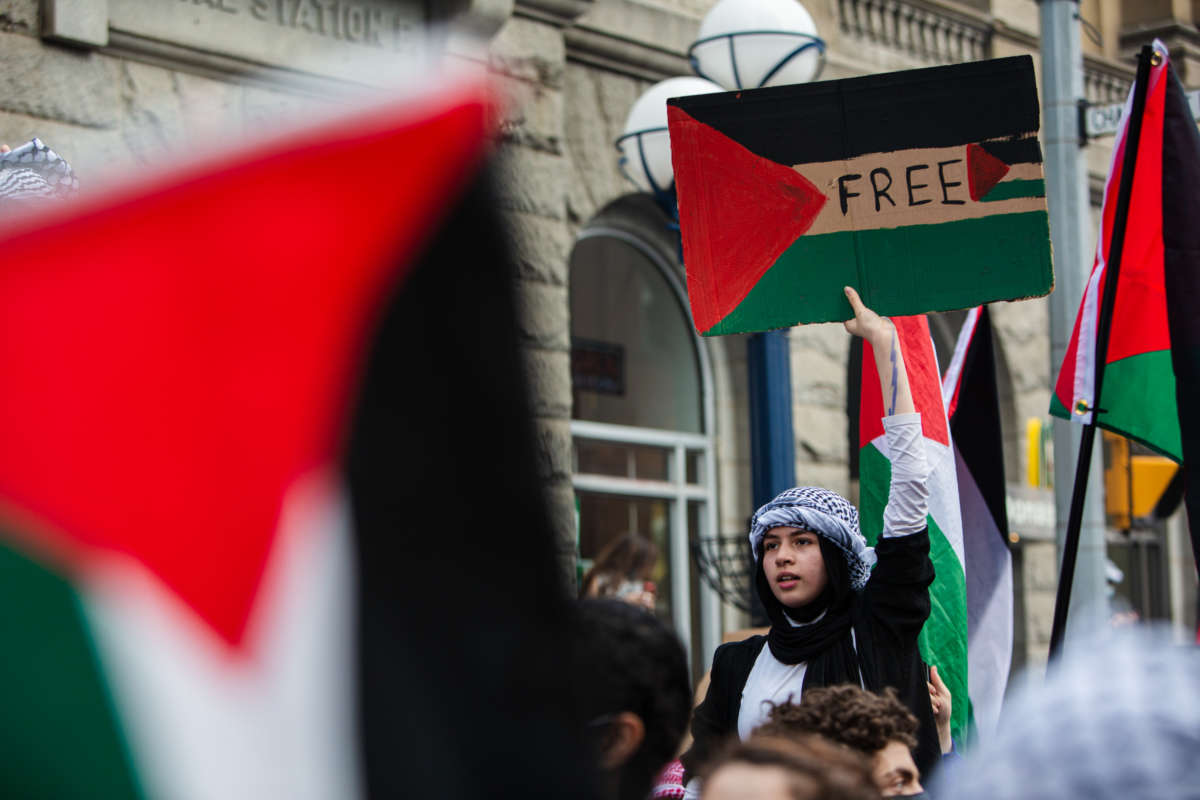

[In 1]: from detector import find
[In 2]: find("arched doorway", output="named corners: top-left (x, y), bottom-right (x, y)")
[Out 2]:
top-left (569, 195), bottom-right (721, 671)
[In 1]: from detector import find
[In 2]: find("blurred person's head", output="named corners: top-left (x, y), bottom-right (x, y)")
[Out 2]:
top-left (700, 735), bottom-right (880, 800)
top-left (933, 626), bottom-right (1200, 800)
top-left (572, 598), bottom-right (691, 800)
top-left (580, 533), bottom-right (659, 604)
top-left (755, 686), bottom-right (922, 797)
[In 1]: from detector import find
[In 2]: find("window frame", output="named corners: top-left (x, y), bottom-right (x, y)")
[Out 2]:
top-left (569, 224), bottom-right (722, 670)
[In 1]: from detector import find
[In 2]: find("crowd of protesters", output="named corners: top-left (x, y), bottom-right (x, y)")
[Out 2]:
top-left (571, 290), bottom-right (1200, 800)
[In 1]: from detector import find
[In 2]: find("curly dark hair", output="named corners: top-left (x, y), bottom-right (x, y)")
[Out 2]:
top-left (754, 685), bottom-right (918, 755)
top-left (572, 598), bottom-right (691, 800)
top-left (700, 734), bottom-right (880, 800)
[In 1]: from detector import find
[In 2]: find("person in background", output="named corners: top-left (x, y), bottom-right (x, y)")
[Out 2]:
top-left (680, 287), bottom-right (940, 796)
top-left (572, 598), bottom-right (692, 800)
top-left (580, 533), bottom-right (659, 612)
top-left (754, 686), bottom-right (926, 799)
top-left (699, 735), bottom-right (879, 800)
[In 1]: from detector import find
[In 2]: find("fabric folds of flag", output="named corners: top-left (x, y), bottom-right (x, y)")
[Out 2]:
top-left (1051, 43), bottom-right (1176, 456)
top-left (858, 316), bottom-right (968, 743)
top-left (1051, 41), bottom-right (1200, 568)
top-left (942, 306), bottom-right (1012, 741)
top-left (0, 79), bottom-right (591, 799)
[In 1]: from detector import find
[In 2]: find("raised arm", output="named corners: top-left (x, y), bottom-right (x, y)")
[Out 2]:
top-left (844, 287), bottom-right (933, 644)
top-left (843, 285), bottom-right (914, 416)
top-left (844, 286), bottom-right (928, 545)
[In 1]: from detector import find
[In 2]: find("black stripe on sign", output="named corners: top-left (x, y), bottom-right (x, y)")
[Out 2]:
top-left (668, 55), bottom-right (1040, 167)
top-left (979, 137), bottom-right (1043, 165)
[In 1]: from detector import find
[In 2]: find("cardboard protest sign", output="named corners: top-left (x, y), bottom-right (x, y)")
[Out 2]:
top-left (667, 56), bottom-right (1053, 336)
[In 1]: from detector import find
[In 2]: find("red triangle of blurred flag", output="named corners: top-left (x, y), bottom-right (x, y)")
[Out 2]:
top-left (0, 83), bottom-right (492, 650)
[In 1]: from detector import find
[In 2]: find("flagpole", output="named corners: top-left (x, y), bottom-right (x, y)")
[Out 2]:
top-left (1048, 45), bottom-right (1157, 659)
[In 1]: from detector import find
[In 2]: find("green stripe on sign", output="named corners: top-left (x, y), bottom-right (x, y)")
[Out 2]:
top-left (707, 212), bottom-right (1053, 335)
top-left (858, 443), bottom-right (969, 744)
top-left (981, 179), bottom-right (1045, 202)
top-left (0, 541), bottom-right (144, 799)
top-left (1099, 349), bottom-right (1182, 461)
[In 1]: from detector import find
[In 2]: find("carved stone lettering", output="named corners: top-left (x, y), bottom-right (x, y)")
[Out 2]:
top-left (168, 0), bottom-right (416, 50)
top-left (112, 0), bottom-right (426, 83)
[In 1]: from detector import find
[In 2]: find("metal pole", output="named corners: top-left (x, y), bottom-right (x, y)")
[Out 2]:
top-left (747, 330), bottom-right (796, 623)
top-left (1039, 0), bottom-right (1110, 643)
top-left (748, 331), bottom-right (796, 507)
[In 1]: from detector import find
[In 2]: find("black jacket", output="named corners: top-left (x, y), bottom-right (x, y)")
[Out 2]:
top-left (680, 529), bottom-right (940, 781)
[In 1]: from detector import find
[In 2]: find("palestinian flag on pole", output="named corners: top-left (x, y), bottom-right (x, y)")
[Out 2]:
top-left (942, 307), bottom-right (1012, 741)
top-left (0, 78), bottom-right (587, 798)
top-left (667, 56), bottom-right (1053, 336)
top-left (1051, 41), bottom-right (1200, 568)
top-left (1050, 43), bottom-right (1179, 458)
top-left (859, 316), bottom-right (968, 743)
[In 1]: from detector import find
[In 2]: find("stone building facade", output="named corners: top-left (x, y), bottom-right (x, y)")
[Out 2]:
top-left (1, 0), bottom-right (1196, 681)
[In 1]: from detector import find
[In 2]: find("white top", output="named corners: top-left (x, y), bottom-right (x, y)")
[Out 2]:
top-left (736, 631), bottom-right (811, 739)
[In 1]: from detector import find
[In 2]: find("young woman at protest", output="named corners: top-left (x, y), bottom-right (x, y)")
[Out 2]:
top-left (680, 287), bottom-right (940, 794)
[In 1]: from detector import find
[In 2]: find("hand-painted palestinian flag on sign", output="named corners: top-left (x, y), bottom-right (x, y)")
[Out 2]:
top-left (0, 80), bottom-right (590, 799)
top-left (858, 316), bottom-right (968, 744)
top-left (667, 56), bottom-right (1053, 336)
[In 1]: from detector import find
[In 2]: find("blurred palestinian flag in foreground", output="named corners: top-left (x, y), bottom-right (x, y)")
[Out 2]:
top-left (0, 77), bottom-right (589, 798)
top-left (667, 56), bottom-right (1053, 335)
top-left (858, 316), bottom-right (968, 744)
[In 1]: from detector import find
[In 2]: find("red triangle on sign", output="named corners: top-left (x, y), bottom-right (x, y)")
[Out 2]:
top-left (668, 106), bottom-right (828, 334)
top-left (966, 142), bottom-right (1011, 201)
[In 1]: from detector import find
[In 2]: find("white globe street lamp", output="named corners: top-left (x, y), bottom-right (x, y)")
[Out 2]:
top-left (689, 0), bottom-right (824, 91)
top-left (615, 76), bottom-right (724, 199)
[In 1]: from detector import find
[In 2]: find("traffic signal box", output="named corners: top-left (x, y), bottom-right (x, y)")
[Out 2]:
top-left (1103, 431), bottom-right (1179, 529)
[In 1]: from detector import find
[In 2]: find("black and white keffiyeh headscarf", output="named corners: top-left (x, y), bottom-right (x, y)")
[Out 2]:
top-left (0, 139), bottom-right (78, 209)
top-left (749, 486), bottom-right (877, 590)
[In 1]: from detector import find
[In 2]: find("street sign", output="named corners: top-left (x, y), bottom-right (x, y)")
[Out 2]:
top-left (1085, 89), bottom-right (1200, 137)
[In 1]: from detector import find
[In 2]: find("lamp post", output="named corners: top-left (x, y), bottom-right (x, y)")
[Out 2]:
top-left (687, 0), bottom-right (825, 529)
top-left (614, 0), bottom-right (825, 628)
top-left (689, 0), bottom-right (825, 90)
top-left (615, 76), bottom-right (723, 220)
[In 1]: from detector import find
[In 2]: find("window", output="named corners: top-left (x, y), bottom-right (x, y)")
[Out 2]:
top-left (569, 214), bottom-right (720, 672)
